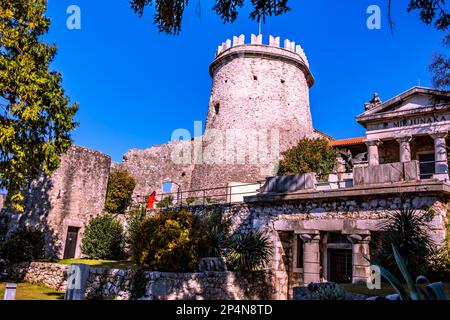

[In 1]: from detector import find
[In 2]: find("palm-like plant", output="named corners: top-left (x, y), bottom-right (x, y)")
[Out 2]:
top-left (371, 201), bottom-right (436, 278)
top-left (373, 245), bottom-right (448, 300)
top-left (227, 231), bottom-right (273, 271)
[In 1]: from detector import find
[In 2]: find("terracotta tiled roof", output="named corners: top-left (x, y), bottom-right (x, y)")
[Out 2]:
top-left (329, 137), bottom-right (365, 147)
top-left (313, 129), bottom-right (335, 141)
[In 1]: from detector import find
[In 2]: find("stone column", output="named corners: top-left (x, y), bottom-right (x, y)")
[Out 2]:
top-left (299, 232), bottom-right (320, 284)
top-left (431, 132), bottom-right (449, 180)
top-left (365, 140), bottom-right (381, 166)
top-left (347, 234), bottom-right (371, 284)
top-left (396, 136), bottom-right (412, 163)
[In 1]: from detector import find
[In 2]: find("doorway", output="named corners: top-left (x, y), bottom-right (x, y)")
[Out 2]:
top-left (63, 226), bottom-right (79, 259)
top-left (328, 248), bottom-right (352, 283)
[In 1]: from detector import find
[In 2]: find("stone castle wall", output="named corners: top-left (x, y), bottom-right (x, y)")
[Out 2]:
top-left (8, 262), bottom-right (287, 300)
top-left (119, 141), bottom-right (195, 203)
top-left (5, 145), bottom-right (111, 259)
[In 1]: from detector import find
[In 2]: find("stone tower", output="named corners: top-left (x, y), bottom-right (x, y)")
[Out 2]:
top-left (190, 34), bottom-right (315, 190)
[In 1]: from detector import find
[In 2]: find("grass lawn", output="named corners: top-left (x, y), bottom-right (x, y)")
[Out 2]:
top-left (0, 282), bottom-right (64, 300)
top-left (55, 258), bottom-right (137, 270)
top-left (342, 282), bottom-right (450, 298)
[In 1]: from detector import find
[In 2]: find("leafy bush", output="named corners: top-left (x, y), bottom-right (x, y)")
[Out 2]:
top-left (277, 138), bottom-right (336, 179)
top-left (130, 210), bottom-right (203, 271)
top-left (105, 170), bottom-right (136, 214)
top-left (371, 202), bottom-right (436, 278)
top-left (0, 227), bottom-right (44, 263)
top-left (226, 231), bottom-right (273, 271)
top-left (81, 213), bottom-right (125, 260)
top-left (156, 195), bottom-right (173, 208)
top-left (185, 197), bottom-right (195, 205)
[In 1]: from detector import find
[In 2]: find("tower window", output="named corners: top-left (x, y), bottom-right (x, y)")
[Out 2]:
top-left (214, 103), bottom-right (220, 115)
top-left (281, 79), bottom-right (285, 84)
top-left (253, 75), bottom-right (258, 80)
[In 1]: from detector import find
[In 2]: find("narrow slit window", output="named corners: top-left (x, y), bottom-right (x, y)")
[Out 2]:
top-left (214, 103), bottom-right (220, 115)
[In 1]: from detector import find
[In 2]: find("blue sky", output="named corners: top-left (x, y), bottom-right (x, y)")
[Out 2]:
top-left (45, 0), bottom-right (448, 162)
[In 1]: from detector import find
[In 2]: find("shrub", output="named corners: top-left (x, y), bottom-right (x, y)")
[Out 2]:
top-left (0, 227), bottom-right (44, 263)
top-left (308, 283), bottom-right (346, 300)
top-left (371, 201), bottom-right (436, 278)
top-left (197, 209), bottom-right (231, 257)
top-left (277, 137), bottom-right (336, 179)
top-left (130, 210), bottom-right (203, 271)
top-left (156, 195), bottom-right (173, 208)
top-left (226, 231), bottom-right (273, 271)
top-left (105, 170), bottom-right (136, 214)
top-left (126, 206), bottom-right (147, 245)
top-left (81, 213), bottom-right (125, 260)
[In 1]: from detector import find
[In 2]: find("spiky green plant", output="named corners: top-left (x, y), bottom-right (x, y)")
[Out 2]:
top-left (371, 201), bottom-right (436, 278)
top-left (227, 231), bottom-right (273, 271)
top-left (373, 245), bottom-right (448, 300)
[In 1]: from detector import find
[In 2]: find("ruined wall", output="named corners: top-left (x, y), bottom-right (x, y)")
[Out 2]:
top-left (6, 145), bottom-right (111, 259)
top-left (120, 141), bottom-right (195, 204)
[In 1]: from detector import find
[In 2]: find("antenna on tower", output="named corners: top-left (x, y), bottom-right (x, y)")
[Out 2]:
top-left (258, 19), bottom-right (262, 35)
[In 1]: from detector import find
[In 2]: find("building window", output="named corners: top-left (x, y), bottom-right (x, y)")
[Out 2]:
top-left (296, 235), bottom-right (304, 269)
top-left (214, 103), bottom-right (220, 115)
top-left (253, 75), bottom-right (258, 80)
top-left (419, 153), bottom-right (435, 179)
top-left (162, 180), bottom-right (172, 193)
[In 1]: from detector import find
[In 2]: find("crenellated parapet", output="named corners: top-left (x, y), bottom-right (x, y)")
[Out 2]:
top-left (215, 34), bottom-right (310, 68)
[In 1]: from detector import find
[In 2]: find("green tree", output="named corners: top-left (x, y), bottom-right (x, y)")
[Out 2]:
top-left (81, 213), bottom-right (125, 260)
top-left (429, 34), bottom-right (450, 89)
top-left (0, 0), bottom-right (78, 211)
top-left (277, 138), bottom-right (336, 179)
top-left (130, 0), bottom-right (448, 35)
top-left (104, 170), bottom-right (136, 214)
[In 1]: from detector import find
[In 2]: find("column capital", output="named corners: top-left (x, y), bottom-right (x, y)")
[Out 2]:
top-left (395, 135), bottom-right (412, 143)
top-left (364, 139), bottom-right (382, 147)
top-left (430, 131), bottom-right (448, 140)
top-left (298, 232), bottom-right (320, 243)
top-left (347, 233), bottom-right (371, 244)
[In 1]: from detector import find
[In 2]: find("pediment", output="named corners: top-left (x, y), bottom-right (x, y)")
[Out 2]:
top-left (357, 87), bottom-right (450, 125)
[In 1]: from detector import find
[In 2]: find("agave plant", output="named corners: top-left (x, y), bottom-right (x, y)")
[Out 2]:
top-left (226, 231), bottom-right (273, 271)
top-left (373, 244), bottom-right (448, 300)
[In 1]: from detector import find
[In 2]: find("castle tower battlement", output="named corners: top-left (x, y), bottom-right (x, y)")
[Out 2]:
top-left (212, 34), bottom-right (313, 87)
top-left (190, 34), bottom-right (315, 190)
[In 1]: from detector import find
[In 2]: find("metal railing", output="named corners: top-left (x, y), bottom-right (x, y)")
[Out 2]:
top-left (143, 181), bottom-right (266, 208)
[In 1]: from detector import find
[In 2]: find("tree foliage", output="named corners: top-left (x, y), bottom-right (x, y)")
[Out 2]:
top-left (129, 0), bottom-right (448, 34)
top-left (429, 34), bottom-right (450, 89)
top-left (277, 138), bottom-right (336, 178)
top-left (0, 0), bottom-right (78, 211)
top-left (81, 213), bottom-right (125, 260)
top-left (104, 170), bottom-right (136, 214)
